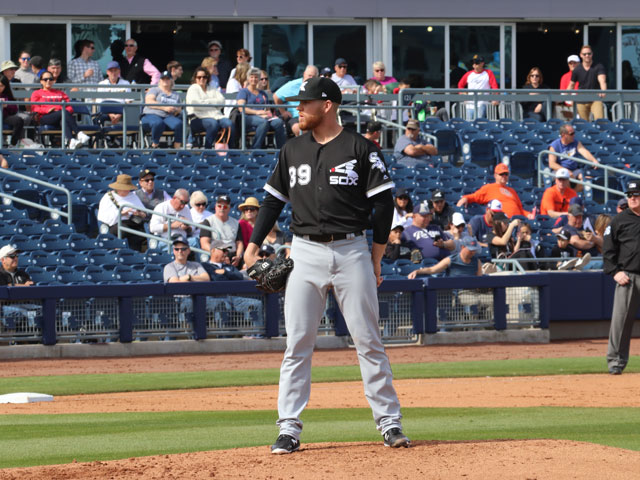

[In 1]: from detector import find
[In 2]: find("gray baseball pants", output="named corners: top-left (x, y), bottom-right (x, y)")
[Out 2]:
top-left (608, 272), bottom-right (640, 372)
top-left (276, 235), bottom-right (403, 440)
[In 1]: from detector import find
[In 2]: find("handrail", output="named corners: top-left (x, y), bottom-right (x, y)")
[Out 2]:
top-left (116, 203), bottom-right (223, 259)
top-left (373, 115), bottom-right (438, 149)
top-left (0, 168), bottom-right (72, 224)
top-left (492, 256), bottom-right (603, 273)
top-left (536, 149), bottom-right (640, 203)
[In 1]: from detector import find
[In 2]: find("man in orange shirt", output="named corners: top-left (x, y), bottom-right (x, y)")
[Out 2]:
top-left (540, 168), bottom-right (578, 218)
top-left (456, 164), bottom-right (536, 219)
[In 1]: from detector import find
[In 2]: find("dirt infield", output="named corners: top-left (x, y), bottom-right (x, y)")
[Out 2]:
top-left (1, 339), bottom-right (639, 479)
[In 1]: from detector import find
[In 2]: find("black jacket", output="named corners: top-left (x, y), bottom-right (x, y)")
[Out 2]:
top-left (603, 208), bottom-right (640, 276)
top-left (0, 267), bottom-right (31, 286)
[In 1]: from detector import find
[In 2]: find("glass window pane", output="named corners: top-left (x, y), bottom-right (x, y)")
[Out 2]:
top-left (392, 25), bottom-right (445, 88)
top-left (10, 23), bottom-right (66, 69)
top-left (253, 24), bottom-right (308, 89)
top-left (71, 24), bottom-right (127, 76)
top-left (313, 25), bottom-right (366, 83)
top-left (504, 26), bottom-right (513, 88)
top-left (622, 26), bottom-right (640, 89)
top-left (589, 26), bottom-right (616, 89)
top-left (450, 26), bottom-right (501, 86)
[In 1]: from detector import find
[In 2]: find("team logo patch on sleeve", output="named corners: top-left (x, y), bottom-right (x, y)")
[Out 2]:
top-left (329, 159), bottom-right (359, 185)
top-left (369, 152), bottom-right (387, 173)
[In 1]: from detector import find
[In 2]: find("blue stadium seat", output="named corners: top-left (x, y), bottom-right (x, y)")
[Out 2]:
top-left (0, 223), bottom-right (17, 237)
top-left (67, 233), bottom-right (96, 251)
top-left (113, 265), bottom-right (146, 283)
top-left (115, 248), bottom-right (146, 266)
top-left (54, 266), bottom-right (87, 285)
top-left (466, 138), bottom-right (499, 170)
top-left (38, 234), bottom-right (70, 251)
top-left (10, 234), bottom-right (40, 252)
top-left (27, 250), bottom-right (60, 270)
top-left (27, 268), bottom-right (59, 285)
top-left (142, 264), bottom-right (164, 282)
top-left (93, 234), bottom-right (128, 250)
top-left (145, 249), bottom-right (173, 265)
top-left (0, 207), bottom-right (26, 221)
top-left (509, 151), bottom-right (537, 179)
top-left (87, 249), bottom-right (119, 268)
top-left (83, 266), bottom-right (117, 284)
top-left (43, 219), bottom-right (75, 235)
top-left (14, 219), bottom-right (46, 236)
top-left (57, 251), bottom-right (90, 268)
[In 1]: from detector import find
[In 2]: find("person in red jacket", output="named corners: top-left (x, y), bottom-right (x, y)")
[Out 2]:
top-left (456, 163), bottom-right (536, 219)
top-left (29, 73), bottom-right (90, 149)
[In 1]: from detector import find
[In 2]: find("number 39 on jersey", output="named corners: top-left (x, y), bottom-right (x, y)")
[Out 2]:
top-left (289, 164), bottom-right (311, 187)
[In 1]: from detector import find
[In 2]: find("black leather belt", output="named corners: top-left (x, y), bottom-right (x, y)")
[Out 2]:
top-left (302, 231), bottom-right (364, 243)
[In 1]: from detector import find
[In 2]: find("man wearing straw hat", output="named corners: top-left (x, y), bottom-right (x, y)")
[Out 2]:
top-left (97, 174), bottom-right (147, 251)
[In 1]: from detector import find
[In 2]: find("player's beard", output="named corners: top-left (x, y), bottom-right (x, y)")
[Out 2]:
top-left (298, 111), bottom-right (322, 131)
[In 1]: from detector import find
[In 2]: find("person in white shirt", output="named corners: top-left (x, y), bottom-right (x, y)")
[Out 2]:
top-left (186, 67), bottom-right (233, 148)
top-left (97, 174), bottom-right (147, 251)
top-left (331, 57), bottom-right (357, 88)
top-left (199, 194), bottom-right (243, 267)
top-left (150, 188), bottom-right (196, 247)
top-left (97, 61), bottom-right (131, 125)
top-left (189, 190), bottom-right (214, 239)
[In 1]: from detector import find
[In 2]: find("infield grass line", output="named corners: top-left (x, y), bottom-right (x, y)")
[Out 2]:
top-left (0, 356), bottom-right (637, 396)
top-left (1, 407), bottom-right (640, 468)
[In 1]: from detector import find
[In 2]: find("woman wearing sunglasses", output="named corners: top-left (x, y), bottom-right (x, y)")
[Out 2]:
top-left (522, 67), bottom-right (549, 122)
top-left (30, 73), bottom-right (90, 149)
top-left (186, 66), bottom-right (233, 149)
top-left (189, 191), bottom-right (214, 239)
top-left (238, 197), bottom-right (260, 249)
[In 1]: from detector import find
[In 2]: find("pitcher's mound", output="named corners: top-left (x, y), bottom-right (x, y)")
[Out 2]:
top-left (2, 439), bottom-right (639, 480)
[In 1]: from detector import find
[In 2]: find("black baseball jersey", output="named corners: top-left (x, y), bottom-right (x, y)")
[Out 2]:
top-left (603, 209), bottom-right (640, 276)
top-left (264, 129), bottom-right (394, 235)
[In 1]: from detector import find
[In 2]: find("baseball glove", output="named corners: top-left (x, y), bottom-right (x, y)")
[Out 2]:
top-left (247, 257), bottom-right (294, 293)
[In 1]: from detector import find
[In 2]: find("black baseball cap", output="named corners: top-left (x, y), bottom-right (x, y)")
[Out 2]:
top-left (366, 121), bottom-right (382, 133)
top-left (431, 189), bottom-right (445, 201)
top-left (139, 168), bottom-right (155, 179)
top-left (216, 194), bottom-right (231, 204)
top-left (285, 77), bottom-right (342, 104)
top-left (626, 180), bottom-right (640, 194)
top-left (171, 233), bottom-right (188, 246)
top-left (471, 54), bottom-right (485, 64)
top-left (557, 229), bottom-right (571, 241)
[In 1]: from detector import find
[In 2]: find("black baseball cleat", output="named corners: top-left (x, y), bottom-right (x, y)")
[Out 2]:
top-left (271, 434), bottom-right (300, 454)
top-left (609, 367), bottom-right (623, 375)
top-left (383, 428), bottom-right (411, 448)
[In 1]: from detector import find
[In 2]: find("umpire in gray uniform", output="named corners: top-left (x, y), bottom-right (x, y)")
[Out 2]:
top-left (244, 77), bottom-right (409, 454)
top-left (603, 180), bottom-right (640, 375)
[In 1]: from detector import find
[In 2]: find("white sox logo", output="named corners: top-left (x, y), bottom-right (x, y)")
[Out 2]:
top-left (369, 152), bottom-right (386, 173)
top-left (329, 159), bottom-right (359, 185)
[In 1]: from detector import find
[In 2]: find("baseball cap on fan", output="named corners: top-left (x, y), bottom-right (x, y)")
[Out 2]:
top-left (567, 55), bottom-right (580, 63)
top-left (488, 199), bottom-right (503, 212)
top-left (285, 77), bottom-right (342, 104)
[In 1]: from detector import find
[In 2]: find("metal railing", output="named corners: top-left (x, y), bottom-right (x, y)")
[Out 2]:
top-left (536, 150), bottom-right (640, 203)
top-left (116, 203), bottom-right (222, 259)
top-left (493, 257), bottom-right (603, 273)
top-left (0, 168), bottom-right (72, 224)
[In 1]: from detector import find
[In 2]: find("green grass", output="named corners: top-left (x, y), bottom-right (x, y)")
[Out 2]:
top-left (2, 407), bottom-right (640, 468)
top-left (1, 356), bottom-right (636, 397)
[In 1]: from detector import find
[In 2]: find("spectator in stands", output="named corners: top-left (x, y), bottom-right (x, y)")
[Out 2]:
top-left (225, 62), bottom-right (250, 95)
top-left (547, 123), bottom-right (599, 191)
top-left (273, 65), bottom-right (319, 137)
top-left (199, 194), bottom-right (243, 267)
top-left (444, 212), bottom-right (473, 253)
top-left (540, 168), bottom-right (578, 218)
top-left (163, 236), bottom-right (210, 283)
top-left (468, 199), bottom-right (503, 244)
top-left (622, 60), bottom-right (638, 90)
top-left (200, 57), bottom-right (220, 90)
top-left (186, 66), bottom-right (233, 149)
top-left (30, 72), bottom-right (91, 149)
top-left (166, 60), bottom-right (183, 83)
top-left (568, 45), bottom-right (607, 121)
top-left (320, 67), bottom-right (332, 78)
top-left (0, 154), bottom-right (8, 169)
top-left (29, 56), bottom-right (46, 80)
top-left (511, 222), bottom-right (542, 270)
top-left (201, 239), bottom-right (263, 331)
top-left (564, 203), bottom-right (599, 261)
top-left (393, 119), bottom-right (437, 167)
top-left (47, 59), bottom-right (69, 84)
top-left (207, 40), bottom-right (232, 89)
top-left (262, 222), bottom-right (290, 258)
top-left (14, 52), bottom-right (36, 84)
top-left (384, 223), bottom-right (412, 261)
top-left (560, 55), bottom-right (580, 91)
top-left (363, 120), bottom-right (382, 147)
top-left (331, 58), bottom-right (357, 88)
top-left (135, 168), bottom-right (170, 211)
top-left (408, 236), bottom-right (482, 278)
top-left (550, 229), bottom-right (577, 270)
top-left (238, 197), bottom-right (260, 250)
top-left (430, 189), bottom-right (455, 230)
top-left (617, 197), bottom-right (628, 214)
top-left (392, 188), bottom-right (414, 228)
top-left (150, 188), bottom-right (195, 246)
top-left (270, 60), bottom-right (294, 92)
top-left (259, 70), bottom-right (271, 94)
top-left (457, 164), bottom-right (536, 219)
top-left (370, 61), bottom-right (398, 91)
top-left (402, 200), bottom-right (454, 261)
top-left (237, 68), bottom-right (286, 149)
top-left (189, 190), bottom-right (214, 240)
top-left (97, 61), bottom-right (131, 126)
top-left (484, 214), bottom-right (519, 259)
top-left (120, 38), bottom-right (161, 85)
top-left (141, 70), bottom-right (183, 149)
top-left (110, 39), bottom-right (125, 65)
top-left (521, 67), bottom-right (549, 122)
top-left (594, 213), bottom-right (612, 256)
top-left (551, 196), bottom-right (593, 233)
top-left (0, 61), bottom-right (19, 83)
top-left (0, 245), bottom-right (33, 286)
top-left (68, 39), bottom-right (102, 84)
top-left (230, 49), bottom-right (252, 81)
top-left (97, 174), bottom-right (147, 251)
top-left (0, 74), bottom-right (25, 146)
top-left (457, 54), bottom-right (499, 120)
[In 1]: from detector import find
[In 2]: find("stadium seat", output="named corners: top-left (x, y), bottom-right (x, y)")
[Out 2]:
top-left (38, 234), bottom-right (70, 251)
top-left (83, 266), bottom-right (117, 284)
top-left (94, 234), bottom-right (128, 250)
top-left (114, 265), bottom-right (147, 283)
top-left (142, 264), bottom-right (164, 282)
top-left (145, 249), bottom-right (173, 265)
